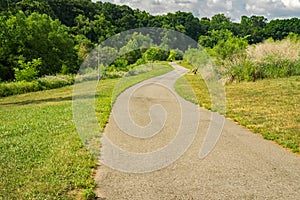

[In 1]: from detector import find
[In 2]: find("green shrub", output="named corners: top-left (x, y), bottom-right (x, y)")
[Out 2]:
top-left (134, 58), bottom-right (146, 66)
top-left (167, 49), bottom-right (184, 61)
top-left (14, 58), bottom-right (41, 82)
top-left (38, 75), bottom-right (75, 90)
top-left (0, 81), bottom-right (40, 97)
top-left (0, 75), bottom-right (75, 97)
top-left (212, 37), bottom-right (248, 61)
top-left (199, 29), bottom-right (234, 48)
top-left (112, 57), bottom-right (128, 71)
top-left (143, 47), bottom-right (169, 62)
top-left (105, 71), bottom-right (126, 79)
top-left (167, 50), bottom-right (177, 61)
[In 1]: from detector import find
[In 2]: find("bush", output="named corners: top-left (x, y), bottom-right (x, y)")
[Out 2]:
top-left (212, 37), bottom-right (248, 61)
top-left (38, 75), bottom-right (75, 90)
top-left (14, 58), bottom-right (41, 82)
top-left (0, 81), bottom-right (40, 97)
top-left (143, 47), bottom-right (169, 62)
top-left (134, 58), bottom-right (146, 66)
top-left (167, 49), bottom-right (184, 61)
top-left (199, 29), bottom-right (234, 48)
top-left (112, 57), bottom-right (128, 71)
top-left (0, 75), bottom-right (75, 97)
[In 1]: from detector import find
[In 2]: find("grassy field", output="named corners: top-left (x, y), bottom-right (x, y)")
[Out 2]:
top-left (0, 63), bottom-right (172, 199)
top-left (175, 62), bottom-right (300, 153)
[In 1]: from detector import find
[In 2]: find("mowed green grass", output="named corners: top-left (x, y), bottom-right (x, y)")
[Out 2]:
top-left (0, 63), bottom-right (172, 199)
top-left (175, 62), bottom-right (300, 153)
top-left (226, 77), bottom-right (300, 153)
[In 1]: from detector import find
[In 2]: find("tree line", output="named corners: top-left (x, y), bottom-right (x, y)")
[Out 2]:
top-left (0, 0), bottom-right (300, 81)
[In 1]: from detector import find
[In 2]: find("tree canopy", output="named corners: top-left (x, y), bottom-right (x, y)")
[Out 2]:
top-left (0, 0), bottom-right (299, 81)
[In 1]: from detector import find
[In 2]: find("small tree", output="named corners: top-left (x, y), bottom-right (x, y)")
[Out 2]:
top-left (212, 36), bottom-right (248, 60)
top-left (167, 50), bottom-right (176, 61)
top-left (14, 58), bottom-right (42, 82)
top-left (112, 56), bottom-right (128, 71)
top-left (167, 49), bottom-right (184, 61)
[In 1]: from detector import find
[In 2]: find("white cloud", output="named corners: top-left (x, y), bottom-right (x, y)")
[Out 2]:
top-left (245, 0), bottom-right (300, 19)
top-left (96, 0), bottom-right (300, 21)
top-left (206, 0), bottom-right (230, 10)
top-left (282, 0), bottom-right (300, 9)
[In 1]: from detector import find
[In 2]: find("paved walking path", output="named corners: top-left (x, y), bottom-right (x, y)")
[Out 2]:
top-left (95, 63), bottom-right (300, 199)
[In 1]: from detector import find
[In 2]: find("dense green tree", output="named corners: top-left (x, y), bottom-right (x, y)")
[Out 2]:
top-left (148, 15), bottom-right (164, 27)
top-left (119, 32), bottom-right (153, 64)
top-left (24, 12), bottom-right (77, 74)
top-left (92, 13), bottom-right (116, 43)
top-left (135, 9), bottom-right (152, 27)
top-left (212, 35), bottom-right (248, 60)
top-left (239, 16), bottom-right (267, 44)
top-left (16, 0), bottom-right (54, 17)
top-left (114, 5), bottom-right (138, 31)
top-left (143, 47), bottom-right (169, 62)
top-left (209, 14), bottom-right (232, 31)
top-left (74, 34), bottom-right (94, 64)
top-left (265, 18), bottom-right (300, 40)
top-left (199, 17), bottom-right (211, 36)
top-left (0, 0), bottom-right (20, 12)
top-left (199, 29), bottom-right (234, 48)
top-left (73, 14), bottom-right (92, 36)
top-left (153, 11), bottom-right (202, 41)
top-left (47, 0), bottom-right (95, 27)
top-left (0, 11), bottom-right (77, 80)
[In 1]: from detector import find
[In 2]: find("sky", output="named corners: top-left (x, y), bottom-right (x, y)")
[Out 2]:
top-left (95, 0), bottom-right (300, 21)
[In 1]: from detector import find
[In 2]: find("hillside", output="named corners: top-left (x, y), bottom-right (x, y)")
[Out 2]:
top-left (1, 0), bottom-right (300, 82)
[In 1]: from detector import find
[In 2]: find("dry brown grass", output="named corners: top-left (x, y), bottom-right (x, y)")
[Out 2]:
top-left (246, 38), bottom-right (300, 63)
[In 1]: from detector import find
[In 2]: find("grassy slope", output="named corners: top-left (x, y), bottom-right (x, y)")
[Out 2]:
top-left (0, 63), bottom-right (172, 199)
top-left (175, 62), bottom-right (300, 153)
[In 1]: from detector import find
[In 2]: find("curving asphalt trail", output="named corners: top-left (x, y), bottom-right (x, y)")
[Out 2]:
top-left (95, 63), bottom-right (300, 200)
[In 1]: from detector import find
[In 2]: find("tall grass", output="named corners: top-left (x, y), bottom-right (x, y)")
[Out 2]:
top-left (221, 38), bottom-right (300, 83)
top-left (247, 38), bottom-right (300, 63)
